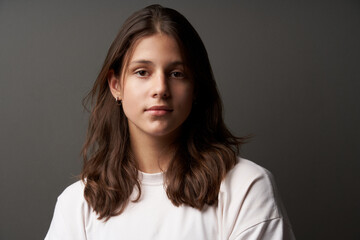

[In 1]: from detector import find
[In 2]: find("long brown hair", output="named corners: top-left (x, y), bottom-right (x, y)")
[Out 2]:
top-left (81, 4), bottom-right (247, 220)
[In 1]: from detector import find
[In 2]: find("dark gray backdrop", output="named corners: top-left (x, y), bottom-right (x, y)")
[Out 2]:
top-left (1, 0), bottom-right (359, 239)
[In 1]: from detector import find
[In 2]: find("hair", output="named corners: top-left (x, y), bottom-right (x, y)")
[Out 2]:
top-left (81, 4), bottom-right (248, 220)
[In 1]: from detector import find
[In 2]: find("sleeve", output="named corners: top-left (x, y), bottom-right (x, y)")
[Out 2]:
top-left (217, 159), bottom-right (295, 240)
top-left (233, 217), bottom-right (295, 240)
top-left (44, 182), bottom-right (88, 240)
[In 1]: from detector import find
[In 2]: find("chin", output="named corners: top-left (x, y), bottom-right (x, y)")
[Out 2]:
top-left (147, 126), bottom-right (181, 138)
top-left (149, 130), bottom-right (175, 137)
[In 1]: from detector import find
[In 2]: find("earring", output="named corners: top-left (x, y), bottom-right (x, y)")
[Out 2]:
top-left (115, 96), bottom-right (122, 106)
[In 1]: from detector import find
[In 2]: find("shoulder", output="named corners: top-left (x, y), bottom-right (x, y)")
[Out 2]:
top-left (218, 158), bottom-right (294, 239)
top-left (220, 158), bottom-right (278, 203)
top-left (222, 158), bottom-right (272, 186)
top-left (57, 180), bottom-right (86, 207)
top-left (219, 157), bottom-right (284, 216)
top-left (45, 181), bottom-right (90, 240)
top-left (52, 180), bottom-right (90, 220)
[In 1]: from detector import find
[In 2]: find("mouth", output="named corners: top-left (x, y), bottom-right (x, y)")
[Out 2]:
top-left (146, 105), bottom-right (173, 111)
top-left (145, 105), bottom-right (173, 116)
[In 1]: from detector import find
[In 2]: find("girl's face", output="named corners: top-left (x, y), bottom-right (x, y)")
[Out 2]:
top-left (110, 34), bottom-right (194, 140)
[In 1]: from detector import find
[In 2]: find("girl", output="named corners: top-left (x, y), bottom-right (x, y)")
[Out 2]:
top-left (46, 4), bottom-right (295, 240)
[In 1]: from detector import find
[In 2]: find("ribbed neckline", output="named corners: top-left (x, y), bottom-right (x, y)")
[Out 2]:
top-left (138, 171), bottom-right (164, 186)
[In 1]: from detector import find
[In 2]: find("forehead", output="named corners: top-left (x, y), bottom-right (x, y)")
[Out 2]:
top-left (127, 34), bottom-right (183, 64)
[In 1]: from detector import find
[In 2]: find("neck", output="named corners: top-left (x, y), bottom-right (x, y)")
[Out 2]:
top-left (130, 130), bottom-right (179, 173)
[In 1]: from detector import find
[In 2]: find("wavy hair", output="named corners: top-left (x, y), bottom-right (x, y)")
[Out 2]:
top-left (81, 4), bottom-right (248, 220)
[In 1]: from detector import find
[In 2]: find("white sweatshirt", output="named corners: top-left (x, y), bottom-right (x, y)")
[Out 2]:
top-left (45, 158), bottom-right (295, 240)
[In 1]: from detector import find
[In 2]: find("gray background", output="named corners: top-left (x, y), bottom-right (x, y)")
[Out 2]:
top-left (0, 0), bottom-right (359, 239)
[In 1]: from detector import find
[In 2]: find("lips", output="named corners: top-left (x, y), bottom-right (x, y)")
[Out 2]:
top-left (145, 105), bottom-right (173, 116)
top-left (146, 105), bottom-right (173, 111)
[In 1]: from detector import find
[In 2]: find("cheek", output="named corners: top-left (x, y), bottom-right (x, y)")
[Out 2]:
top-left (121, 84), bottom-right (143, 118)
top-left (122, 98), bottom-right (136, 120)
top-left (183, 93), bottom-right (194, 110)
top-left (174, 85), bottom-right (194, 113)
top-left (183, 84), bottom-right (194, 103)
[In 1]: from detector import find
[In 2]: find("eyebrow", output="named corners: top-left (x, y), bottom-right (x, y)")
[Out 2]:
top-left (128, 60), bottom-right (184, 67)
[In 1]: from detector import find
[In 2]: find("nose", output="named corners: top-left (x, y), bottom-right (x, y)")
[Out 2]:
top-left (152, 71), bottom-right (170, 99)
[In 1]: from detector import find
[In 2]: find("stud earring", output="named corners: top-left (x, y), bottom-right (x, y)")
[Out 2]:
top-left (115, 96), bottom-right (122, 106)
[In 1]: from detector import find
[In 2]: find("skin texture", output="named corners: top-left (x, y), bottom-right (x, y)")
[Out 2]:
top-left (109, 34), bottom-right (194, 173)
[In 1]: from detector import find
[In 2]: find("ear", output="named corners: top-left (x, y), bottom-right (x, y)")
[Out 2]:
top-left (108, 70), bottom-right (122, 100)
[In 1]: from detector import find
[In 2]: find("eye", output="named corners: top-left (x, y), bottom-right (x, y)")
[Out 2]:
top-left (135, 70), bottom-right (149, 77)
top-left (170, 71), bottom-right (185, 78)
